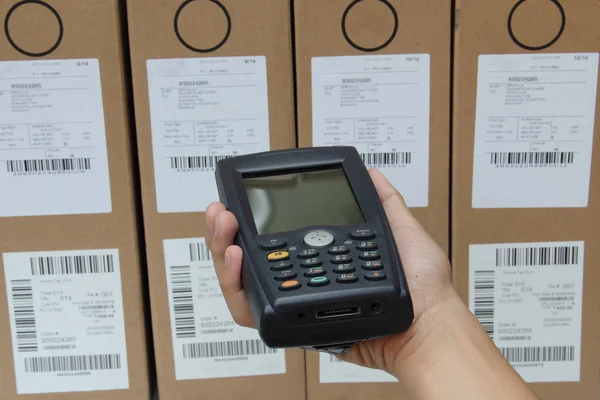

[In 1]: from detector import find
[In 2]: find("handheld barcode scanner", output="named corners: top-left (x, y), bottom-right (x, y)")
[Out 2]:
top-left (215, 146), bottom-right (413, 354)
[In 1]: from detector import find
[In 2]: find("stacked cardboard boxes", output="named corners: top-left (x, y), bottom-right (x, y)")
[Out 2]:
top-left (452, 0), bottom-right (600, 399)
top-left (0, 0), bottom-right (150, 399)
top-left (294, 0), bottom-right (451, 398)
top-left (126, 0), bottom-right (305, 398)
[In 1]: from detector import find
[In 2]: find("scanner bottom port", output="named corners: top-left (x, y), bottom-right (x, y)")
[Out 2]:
top-left (315, 307), bottom-right (362, 320)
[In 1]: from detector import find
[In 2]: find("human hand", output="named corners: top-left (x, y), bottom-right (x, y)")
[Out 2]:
top-left (205, 168), bottom-right (456, 377)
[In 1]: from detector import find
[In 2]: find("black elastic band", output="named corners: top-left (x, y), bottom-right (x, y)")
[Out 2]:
top-left (507, 0), bottom-right (565, 51)
top-left (341, 0), bottom-right (398, 52)
top-left (4, 0), bottom-right (64, 57)
top-left (174, 0), bottom-right (231, 53)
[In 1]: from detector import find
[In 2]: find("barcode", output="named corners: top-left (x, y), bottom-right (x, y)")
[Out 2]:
top-left (170, 265), bottom-right (196, 339)
top-left (360, 152), bottom-right (412, 166)
top-left (490, 152), bottom-right (574, 166)
top-left (30, 254), bottom-right (115, 276)
top-left (473, 270), bottom-right (495, 339)
top-left (170, 156), bottom-right (232, 170)
top-left (79, 305), bottom-right (114, 311)
top-left (11, 279), bottom-right (38, 352)
top-left (24, 354), bottom-right (122, 373)
top-left (182, 339), bottom-right (277, 359)
top-left (499, 346), bottom-right (575, 363)
top-left (6, 158), bottom-right (91, 173)
top-left (329, 354), bottom-right (343, 362)
top-left (498, 336), bottom-right (531, 341)
top-left (200, 328), bottom-right (233, 335)
top-left (189, 242), bottom-right (212, 262)
top-left (495, 246), bottom-right (579, 267)
top-left (539, 296), bottom-right (574, 302)
top-left (43, 345), bottom-right (76, 351)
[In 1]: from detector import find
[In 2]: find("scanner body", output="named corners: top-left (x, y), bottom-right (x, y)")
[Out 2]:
top-left (215, 146), bottom-right (413, 350)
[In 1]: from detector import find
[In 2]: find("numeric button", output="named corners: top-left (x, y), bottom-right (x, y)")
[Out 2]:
top-left (359, 251), bottom-right (380, 261)
top-left (336, 273), bottom-right (359, 284)
top-left (297, 249), bottom-right (319, 259)
top-left (274, 270), bottom-right (297, 281)
top-left (331, 254), bottom-right (352, 264)
top-left (333, 264), bottom-right (355, 274)
top-left (301, 258), bottom-right (323, 267)
top-left (356, 241), bottom-right (378, 251)
top-left (304, 267), bottom-right (326, 277)
top-left (270, 260), bottom-right (293, 271)
top-left (361, 260), bottom-right (383, 271)
top-left (328, 245), bottom-right (349, 255)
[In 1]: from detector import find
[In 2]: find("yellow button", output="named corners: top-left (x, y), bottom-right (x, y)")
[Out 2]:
top-left (267, 251), bottom-right (289, 261)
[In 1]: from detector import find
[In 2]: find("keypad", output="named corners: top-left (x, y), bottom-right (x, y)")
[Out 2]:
top-left (331, 254), bottom-right (352, 264)
top-left (266, 230), bottom-right (387, 293)
top-left (328, 245), bottom-right (349, 255)
top-left (333, 264), bottom-right (355, 274)
top-left (297, 249), bottom-right (319, 259)
top-left (274, 270), bottom-right (297, 281)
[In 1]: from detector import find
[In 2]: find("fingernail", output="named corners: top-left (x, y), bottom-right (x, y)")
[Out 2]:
top-left (224, 252), bottom-right (230, 269)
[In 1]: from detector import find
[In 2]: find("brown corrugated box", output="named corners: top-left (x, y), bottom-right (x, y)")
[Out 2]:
top-left (453, 0), bottom-right (600, 399)
top-left (126, 0), bottom-right (304, 398)
top-left (293, 0), bottom-right (451, 398)
top-left (0, 0), bottom-right (151, 399)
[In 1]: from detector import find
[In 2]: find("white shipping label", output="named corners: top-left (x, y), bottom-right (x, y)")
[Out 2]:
top-left (0, 59), bottom-right (112, 217)
top-left (319, 352), bottom-right (396, 383)
top-left (312, 54), bottom-right (430, 207)
top-left (469, 241), bottom-right (584, 382)
top-left (147, 56), bottom-right (271, 213)
top-left (3, 249), bottom-right (129, 394)
top-left (163, 238), bottom-right (286, 380)
top-left (472, 53), bottom-right (599, 208)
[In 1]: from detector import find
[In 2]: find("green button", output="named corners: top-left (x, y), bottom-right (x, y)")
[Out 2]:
top-left (311, 276), bottom-right (328, 283)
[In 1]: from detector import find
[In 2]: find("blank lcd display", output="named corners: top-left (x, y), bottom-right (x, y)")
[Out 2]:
top-left (244, 168), bottom-right (365, 234)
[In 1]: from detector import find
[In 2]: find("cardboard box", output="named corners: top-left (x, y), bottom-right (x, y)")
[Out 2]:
top-left (126, 0), bottom-right (304, 398)
top-left (293, 0), bottom-right (451, 397)
top-left (0, 0), bottom-right (151, 398)
top-left (452, 0), bottom-right (600, 398)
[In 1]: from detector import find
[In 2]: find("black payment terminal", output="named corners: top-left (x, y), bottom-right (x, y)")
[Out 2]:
top-left (215, 146), bottom-right (413, 354)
